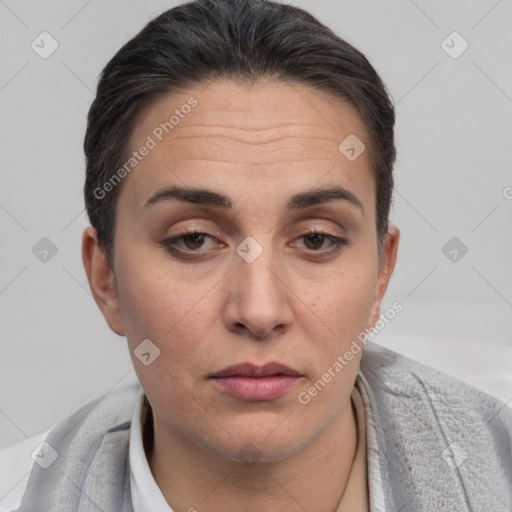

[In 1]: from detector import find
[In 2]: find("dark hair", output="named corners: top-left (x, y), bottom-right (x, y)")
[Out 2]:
top-left (84, 0), bottom-right (395, 267)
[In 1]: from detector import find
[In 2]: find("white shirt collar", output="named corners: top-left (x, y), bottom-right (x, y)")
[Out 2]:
top-left (355, 371), bottom-right (387, 512)
top-left (129, 390), bottom-right (174, 512)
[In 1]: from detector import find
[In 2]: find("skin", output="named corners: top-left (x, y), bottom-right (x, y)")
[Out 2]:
top-left (82, 78), bottom-right (399, 512)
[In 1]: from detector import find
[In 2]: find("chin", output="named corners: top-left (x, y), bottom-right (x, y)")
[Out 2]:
top-left (202, 423), bottom-right (311, 466)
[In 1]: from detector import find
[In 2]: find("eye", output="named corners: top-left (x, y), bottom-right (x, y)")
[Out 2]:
top-left (294, 230), bottom-right (348, 256)
top-left (161, 229), bottom-right (348, 261)
top-left (161, 230), bottom-right (222, 257)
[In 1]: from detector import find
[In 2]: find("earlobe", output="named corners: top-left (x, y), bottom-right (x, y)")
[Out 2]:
top-left (82, 226), bottom-right (125, 336)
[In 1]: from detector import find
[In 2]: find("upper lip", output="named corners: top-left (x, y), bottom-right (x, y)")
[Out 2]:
top-left (210, 362), bottom-right (302, 378)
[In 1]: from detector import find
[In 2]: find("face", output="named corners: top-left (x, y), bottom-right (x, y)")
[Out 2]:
top-left (83, 78), bottom-right (399, 462)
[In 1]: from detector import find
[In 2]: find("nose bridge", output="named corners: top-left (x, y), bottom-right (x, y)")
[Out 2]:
top-left (227, 234), bottom-right (290, 336)
top-left (235, 235), bottom-right (282, 300)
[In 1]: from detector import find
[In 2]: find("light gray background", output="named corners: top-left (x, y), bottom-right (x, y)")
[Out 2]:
top-left (1, 0), bottom-right (511, 452)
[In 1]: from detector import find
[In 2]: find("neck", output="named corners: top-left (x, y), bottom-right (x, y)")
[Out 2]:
top-left (146, 397), bottom-right (357, 512)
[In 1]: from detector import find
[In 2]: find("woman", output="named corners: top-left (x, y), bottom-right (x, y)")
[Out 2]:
top-left (14, 0), bottom-right (512, 510)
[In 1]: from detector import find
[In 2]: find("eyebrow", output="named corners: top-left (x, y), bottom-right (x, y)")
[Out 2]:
top-left (144, 185), bottom-right (364, 216)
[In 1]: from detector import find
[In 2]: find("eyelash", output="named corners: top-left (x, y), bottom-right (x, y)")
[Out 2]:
top-left (161, 229), bottom-right (348, 260)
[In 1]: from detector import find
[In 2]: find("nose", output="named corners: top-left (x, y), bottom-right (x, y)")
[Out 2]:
top-left (223, 240), bottom-right (293, 340)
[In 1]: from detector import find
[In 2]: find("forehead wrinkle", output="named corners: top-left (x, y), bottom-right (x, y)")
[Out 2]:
top-left (140, 123), bottom-right (366, 168)
top-left (172, 120), bottom-right (328, 131)
top-left (130, 104), bottom-right (342, 139)
top-left (136, 119), bottom-right (339, 148)
top-left (169, 116), bottom-right (338, 143)
top-left (159, 157), bottom-right (336, 165)
top-left (159, 137), bottom-right (343, 165)
top-left (165, 133), bottom-right (338, 148)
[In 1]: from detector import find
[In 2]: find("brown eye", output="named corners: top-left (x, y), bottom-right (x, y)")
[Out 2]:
top-left (161, 231), bottom-right (225, 259)
top-left (292, 230), bottom-right (348, 259)
top-left (303, 233), bottom-right (329, 250)
top-left (181, 233), bottom-right (207, 250)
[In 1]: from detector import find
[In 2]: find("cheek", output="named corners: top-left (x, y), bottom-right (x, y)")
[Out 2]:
top-left (294, 269), bottom-right (375, 411)
top-left (306, 264), bottom-right (376, 342)
top-left (116, 268), bottom-right (218, 417)
top-left (115, 260), bottom-right (218, 362)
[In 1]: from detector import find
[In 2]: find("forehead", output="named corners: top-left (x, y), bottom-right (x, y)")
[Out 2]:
top-left (130, 78), bottom-right (368, 152)
top-left (119, 78), bottom-right (375, 216)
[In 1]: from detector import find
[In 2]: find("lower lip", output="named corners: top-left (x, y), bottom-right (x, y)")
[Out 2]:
top-left (211, 375), bottom-right (301, 401)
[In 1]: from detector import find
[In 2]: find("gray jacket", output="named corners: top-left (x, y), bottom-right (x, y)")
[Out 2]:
top-left (16, 342), bottom-right (512, 511)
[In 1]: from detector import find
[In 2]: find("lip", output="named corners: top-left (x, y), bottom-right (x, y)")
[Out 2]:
top-left (211, 362), bottom-right (302, 378)
top-left (209, 362), bottom-right (303, 401)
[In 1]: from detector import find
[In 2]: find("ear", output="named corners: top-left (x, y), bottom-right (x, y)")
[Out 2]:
top-left (82, 226), bottom-right (125, 336)
top-left (366, 225), bottom-right (400, 330)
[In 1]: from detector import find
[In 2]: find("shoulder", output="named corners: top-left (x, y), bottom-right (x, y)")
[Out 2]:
top-left (360, 341), bottom-right (512, 508)
top-left (0, 430), bottom-right (50, 512)
top-left (34, 379), bottom-right (144, 469)
top-left (361, 341), bottom-right (512, 430)
top-left (59, 379), bottom-right (143, 434)
top-left (0, 380), bottom-right (143, 512)
top-left (30, 379), bottom-right (143, 464)
top-left (360, 340), bottom-right (512, 457)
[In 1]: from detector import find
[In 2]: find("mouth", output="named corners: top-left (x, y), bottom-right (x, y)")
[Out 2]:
top-left (209, 362), bottom-right (303, 401)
